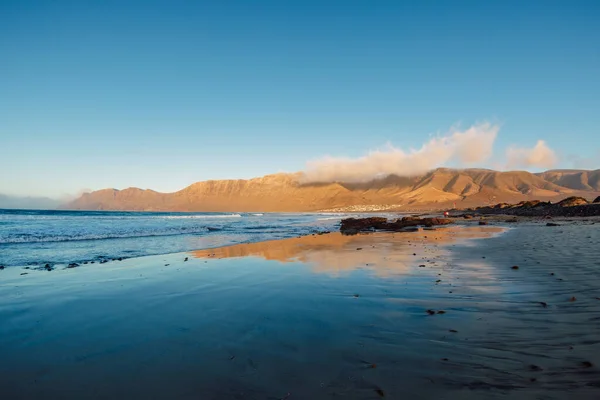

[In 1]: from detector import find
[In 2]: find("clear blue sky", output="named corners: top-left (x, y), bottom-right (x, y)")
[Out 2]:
top-left (1, 0), bottom-right (599, 197)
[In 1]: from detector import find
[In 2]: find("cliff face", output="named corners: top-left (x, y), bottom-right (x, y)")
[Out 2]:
top-left (64, 168), bottom-right (600, 212)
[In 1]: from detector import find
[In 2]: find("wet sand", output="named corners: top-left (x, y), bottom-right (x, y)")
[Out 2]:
top-left (1, 225), bottom-right (599, 399)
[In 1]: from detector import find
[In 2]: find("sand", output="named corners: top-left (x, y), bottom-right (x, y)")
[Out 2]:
top-left (1, 224), bottom-right (599, 399)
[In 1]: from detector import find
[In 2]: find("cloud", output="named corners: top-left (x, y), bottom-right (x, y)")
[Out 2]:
top-left (506, 140), bottom-right (558, 170)
top-left (301, 123), bottom-right (500, 183)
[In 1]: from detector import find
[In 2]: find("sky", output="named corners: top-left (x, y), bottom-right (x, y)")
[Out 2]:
top-left (1, 0), bottom-right (599, 197)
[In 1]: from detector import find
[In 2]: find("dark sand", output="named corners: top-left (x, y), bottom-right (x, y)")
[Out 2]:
top-left (1, 224), bottom-right (599, 399)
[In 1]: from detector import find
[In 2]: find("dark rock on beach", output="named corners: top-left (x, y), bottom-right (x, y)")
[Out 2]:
top-left (340, 217), bottom-right (452, 234)
top-left (67, 263), bottom-right (79, 268)
top-left (469, 196), bottom-right (600, 218)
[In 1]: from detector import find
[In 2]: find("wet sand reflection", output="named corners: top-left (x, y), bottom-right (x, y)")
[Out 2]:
top-left (192, 226), bottom-right (505, 276)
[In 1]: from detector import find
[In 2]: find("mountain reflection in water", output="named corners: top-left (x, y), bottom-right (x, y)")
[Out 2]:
top-left (192, 226), bottom-right (505, 276)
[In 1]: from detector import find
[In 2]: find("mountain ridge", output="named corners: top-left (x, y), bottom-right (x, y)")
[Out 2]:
top-left (64, 168), bottom-right (600, 212)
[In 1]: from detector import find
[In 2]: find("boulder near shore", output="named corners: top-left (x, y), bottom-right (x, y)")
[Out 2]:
top-left (340, 216), bottom-right (452, 234)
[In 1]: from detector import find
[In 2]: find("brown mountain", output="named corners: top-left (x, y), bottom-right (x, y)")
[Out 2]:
top-left (64, 168), bottom-right (600, 212)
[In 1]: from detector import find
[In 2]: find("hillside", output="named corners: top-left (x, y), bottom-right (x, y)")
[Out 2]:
top-left (64, 168), bottom-right (600, 212)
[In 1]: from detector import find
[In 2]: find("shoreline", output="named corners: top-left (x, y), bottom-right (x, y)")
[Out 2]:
top-left (3, 215), bottom-right (598, 272)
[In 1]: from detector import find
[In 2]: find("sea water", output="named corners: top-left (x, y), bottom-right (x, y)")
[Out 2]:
top-left (0, 209), bottom-right (370, 267)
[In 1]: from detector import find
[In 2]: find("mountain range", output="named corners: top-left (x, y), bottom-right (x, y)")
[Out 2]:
top-left (0, 194), bottom-right (61, 210)
top-left (63, 168), bottom-right (600, 212)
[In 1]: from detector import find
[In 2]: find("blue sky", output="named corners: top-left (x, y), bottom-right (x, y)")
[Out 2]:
top-left (1, 0), bottom-right (599, 197)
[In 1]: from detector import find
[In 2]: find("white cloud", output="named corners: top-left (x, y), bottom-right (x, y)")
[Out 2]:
top-left (506, 140), bottom-right (558, 170)
top-left (301, 122), bottom-right (499, 183)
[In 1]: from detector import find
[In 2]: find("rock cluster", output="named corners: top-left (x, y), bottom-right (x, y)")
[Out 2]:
top-left (340, 216), bottom-right (452, 234)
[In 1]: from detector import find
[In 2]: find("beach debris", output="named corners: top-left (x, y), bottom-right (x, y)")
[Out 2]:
top-left (0, 265), bottom-right (4, 270)
top-left (83, 261), bottom-right (88, 264)
top-left (529, 364), bottom-right (543, 372)
top-left (44, 263), bottom-right (54, 271)
top-left (374, 388), bottom-right (385, 397)
top-left (569, 296), bottom-right (577, 302)
top-left (478, 221), bottom-right (488, 225)
top-left (426, 309), bottom-right (436, 315)
top-left (67, 263), bottom-right (79, 269)
top-left (449, 329), bottom-right (458, 333)
top-left (418, 264), bottom-right (426, 267)
top-left (539, 302), bottom-right (548, 308)
top-left (184, 257), bottom-right (188, 261)
top-left (356, 247), bottom-right (362, 250)
top-left (581, 361), bottom-right (593, 368)
top-left (20, 272), bottom-right (28, 275)
top-left (505, 218), bottom-right (518, 223)
top-left (100, 259), bottom-right (108, 264)
top-left (165, 264), bottom-right (170, 266)
top-left (437, 310), bottom-right (446, 314)
top-left (546, 223), bottom-right (560, 227)
top-left (511, 265), bottom-right (519, 270)
top-left (435, 279), bottom-right (441, 283)
top-left (353, 294), bottom-right (360, 298)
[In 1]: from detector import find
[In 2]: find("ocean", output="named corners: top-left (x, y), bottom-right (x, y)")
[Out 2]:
top-left (0, 209), bottom-right (372, 267)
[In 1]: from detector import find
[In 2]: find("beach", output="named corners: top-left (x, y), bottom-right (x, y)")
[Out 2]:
top-left (1, 222), bottom-right (599, 399)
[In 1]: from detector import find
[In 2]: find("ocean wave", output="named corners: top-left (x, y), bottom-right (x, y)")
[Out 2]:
top-left (0, 228), bottom-right (214, 244)
top-left (251, 213), bottom-right (264, 216)
top-left (161, 214), bottom-right (242, 219)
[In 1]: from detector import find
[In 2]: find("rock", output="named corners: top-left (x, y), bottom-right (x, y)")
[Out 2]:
top-left (581, 361), bottom-right (593, 368)
top-left (426, 309), bottom-right (436, 315)
top-left (67, 263), bottom-right (79, 268)
top-left (511, 265), bottom-right (519, 270)
top-left (20, 272), bottom-right (28, 275)
top-left (184, 257), bottom-right (188, 262)
top-left (437, 310), bottom-right (446, 314)
top-left (478, 221), bottom-right (488, 225)
top-left (546, 222), bottom-right (560, 226)
top-left (0, 265), bottom-right (4, 270)
top-left (505, 218), bottom-right (518, 223)
top-left (340, 216), bottom-right (451, 233)
top-left (340, 217), bottom-right (388, 234)
top-left (539, 302), bottom-right (548, 308)
top-left (44, 263), bottom-right (53, 271)
top-left (593, 196), bottom-right (600, 204)
top-left (558, 196), bottom-right (589, 207)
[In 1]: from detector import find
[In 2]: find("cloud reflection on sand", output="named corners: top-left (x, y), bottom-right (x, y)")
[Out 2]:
top-left (192, 226), bottom-right (505, 277)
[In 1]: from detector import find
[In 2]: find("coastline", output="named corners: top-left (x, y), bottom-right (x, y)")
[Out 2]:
top-left (1, 223), bottom-right (599, 399)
